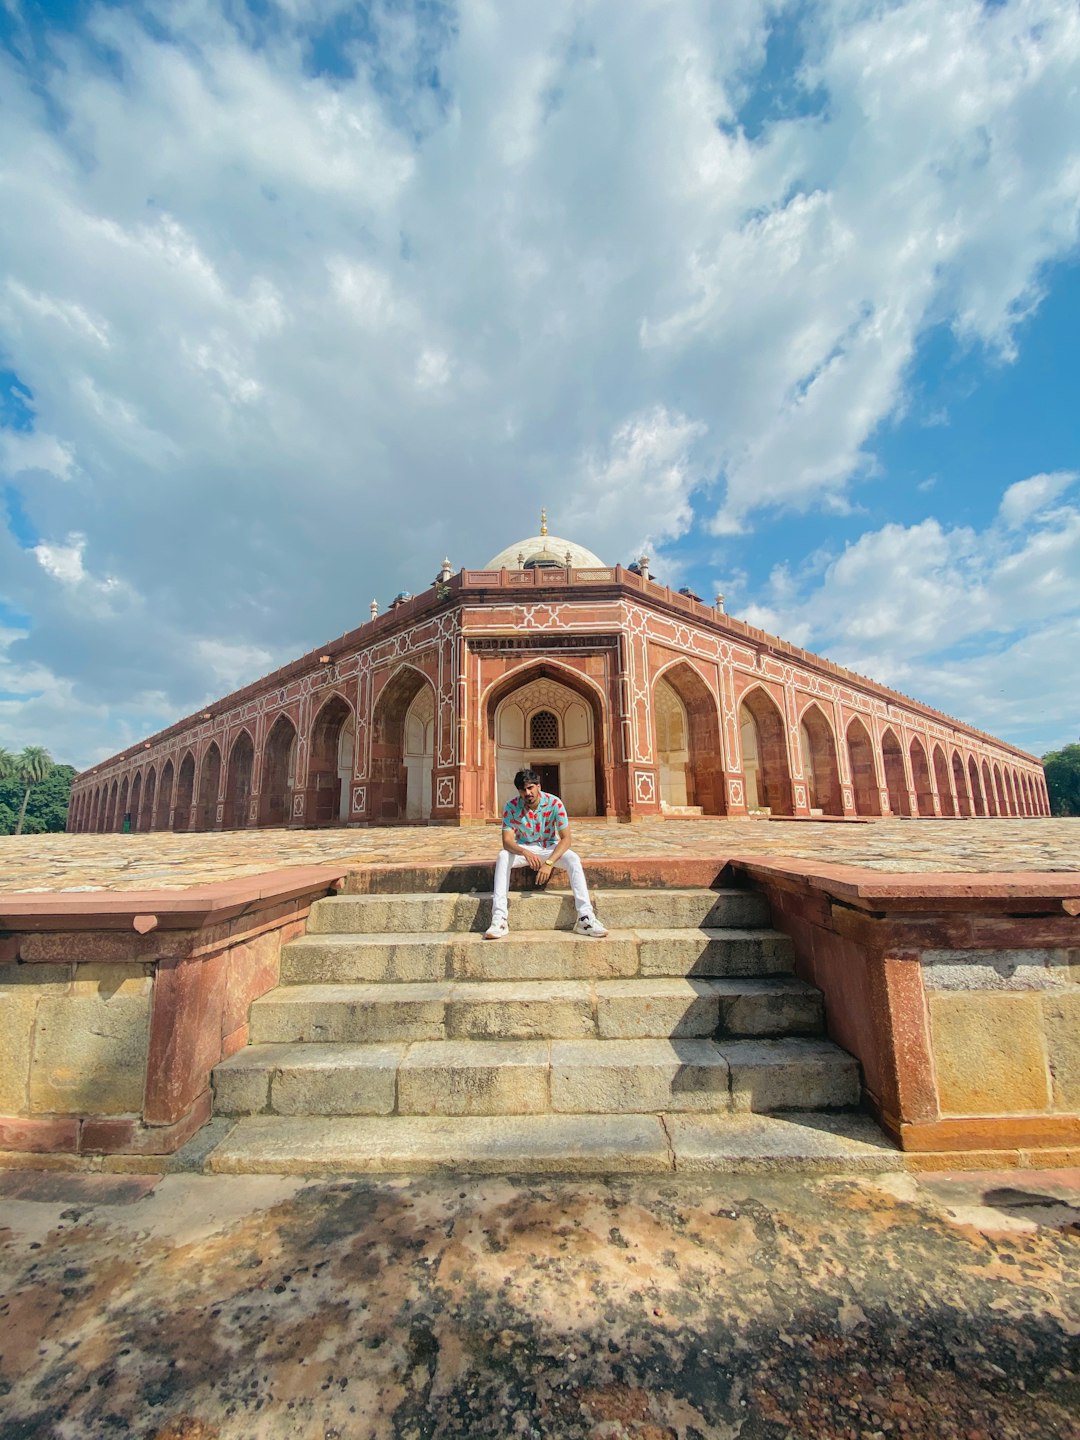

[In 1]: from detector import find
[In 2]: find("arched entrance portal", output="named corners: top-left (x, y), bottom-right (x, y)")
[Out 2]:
top-left (882, 729), bottom-right (910, 816)
top-left (198, 744), bottom-right (222, 830)
top-left (910, 738), bottom-right (935, 816)
top-left (261, 715), bottom-right (297, 826)
top-left (225, 730), bottom-right (255, 828)
top-left (370, 669), bottom-right (435, 823)
top-left (309, 694), bottom-right (353, 825)
top-left (739, 688), bottom-right (793, 816)
top-left (175, 753), bottom-right (195, 831)
top-left (846, 718), bottom-right (881, 816)
top-left (653, 665), bottom-right (725, 814)
top-left (799, 704), bottom-right (842, 816)
top-left (491, 670), bottom-right (602, 816)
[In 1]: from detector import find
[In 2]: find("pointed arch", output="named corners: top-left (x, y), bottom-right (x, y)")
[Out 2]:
top-left (798, 703), bottom-right (842, 815)
top-left (129, 772), bottom-right (143, 832)
top-left (881, 727), bottom-right (910, 817)
top-left (909, 737), bottom-right (934, 816)
top-left (261, 714), bottom-right (298, 826)
top-left (993, 762), bottom-right (1006, 817)
top-left (225, 729), bottom-right (256, 828)
top-left (157, 759), bottom-right (174, 830)
top-left (653, 660), bottom-right (725, 815)
top-left (846, 717), bottom-right (881, 816)
top-left (980, 759), bottom-right (997, 816)
top-left (197, 743), bottom-right (222, 830)
top-left (174, 751), bottom-right (195, 831)
top-left (485, 661), bottom-right (608, 818)
top-left (118, 775), bottom-right (130, 831)
top-left (739, 686), bottom-right (793, 816)
top-left (967, 755), bottom-right (985, 816)
top-left (89, 787), bottom-right (100, 833)
top-left (952, 750), bottom-right (972, 816)
top-left (932, 745), bottom-right (955, 816)
top-left (310, 691), bottom-right (355, 825)
top-left (1004, 767), bottom-right (1017, 816)
top-left (105, 780), bottom-right (118, 831)
top-left (141, 766), bottom-right (157, 830)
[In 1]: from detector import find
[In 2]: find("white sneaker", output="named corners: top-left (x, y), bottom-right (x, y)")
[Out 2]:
top-left (484, 916), bottom-right (509, 940)
top-left (573, 915), bottom-right (608, 938)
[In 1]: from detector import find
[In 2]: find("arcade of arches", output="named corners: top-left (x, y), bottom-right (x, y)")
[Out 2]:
top-left (69, 529), bottom-right (1049, 831)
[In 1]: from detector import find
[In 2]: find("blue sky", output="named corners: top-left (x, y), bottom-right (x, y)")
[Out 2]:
top-left (1, 0), bottom-right (1077, 770)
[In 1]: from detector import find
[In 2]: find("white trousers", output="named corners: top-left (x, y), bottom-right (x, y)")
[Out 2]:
top-left (492, 845), bottom-right (595, 924)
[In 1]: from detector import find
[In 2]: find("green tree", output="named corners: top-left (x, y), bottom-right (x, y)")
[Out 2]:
top-left (0, 755), bottom-right (77, 836)
top-left (2, 746), bottom-right (55, 835)
top-left (1042, 743), bottom-right (1080, 817)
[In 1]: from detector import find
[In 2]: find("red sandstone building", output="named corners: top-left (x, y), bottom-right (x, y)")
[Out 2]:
top-left (68, 522), bottom-right (1049, 832)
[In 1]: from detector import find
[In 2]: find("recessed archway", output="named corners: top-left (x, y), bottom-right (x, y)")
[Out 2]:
top-left (846, 717), bottom-right (881, 816)
top-left (118, 776), bottom-right (130, 831)
top-left (157, 760), bottom-right (174, 830)
top-left (981, 760), bottom-right (997, 816)
top-left (141, 767), bottom-right (157, 831)
top-left (881, 728), bottom-right (910, 817)
top-left (933, 745), bottom-right (955, 816)
top-left (310, 693), bottom-right (354, 825)
top-left (654, 663), bottom-right (725, 815)
top-left (798, 704), bottom-right (842, 816)
top-left (174, 752), bottom-right (195, 831)
top-left (739, 687), bottom-right (793, 816)
top-left (492, 669), bottom-right (601, 816)
top-left (968, 755), bottom-right (986, 817)
top-left (225, 730), bottom-right (255, 829)
top-left (261, 715), bottom-right (298, 826)
top-left (952, 751), bottom-right (972, 817)
top-left (369, 669), bottom-right (432, 823)
top-left (198, 743), bottom-right (222, 830)
top-left (910, 737), bottom-right (935, 816)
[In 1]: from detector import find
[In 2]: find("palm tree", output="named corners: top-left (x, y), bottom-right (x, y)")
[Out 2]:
top-left (13, 745), bottom-right (53, 836)
top-left (0, 748), bottom-right (15, 782)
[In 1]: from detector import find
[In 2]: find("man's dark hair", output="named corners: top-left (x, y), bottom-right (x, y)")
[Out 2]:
top-left (514, 768), bottom-right (542, 790)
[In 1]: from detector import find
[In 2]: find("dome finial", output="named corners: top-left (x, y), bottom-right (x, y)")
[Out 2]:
top-left (540, 507), bottom-right (548, 537)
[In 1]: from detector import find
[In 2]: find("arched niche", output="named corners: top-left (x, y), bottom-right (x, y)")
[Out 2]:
top-left (846, 717), bottom-right (881, 816)
top-left (881, 728), bottom-right (910, 816)
top-left (198, 743), bottom-right (222, 830)
top-left (370, 668), bottom-right (434, 823)
top-left (157, 760), bottom-right (174, 829)
top-left (261, 715), bottom-right (297, 827)
top-left (118, 776), bottom-right (130, 831)
top-left (739, 687), bottom-right (793, 816)
top-left (799, 704), bottom-right (842, 816)
top-left (175, 752), bottom-right (195, 831)
top-left (105, 781), bottom-right (118, 831)
top-left (933, 745), bottom-right (955, 816)
top-left (489, 666), bottom-right (604, 817)
top-left (910, 737), bottom-right (935, 817)
top-left (225, 730), bottom-right (255, 829)
top-left (310, 693), bottom-right (354, 825)
top-left (981, 759), bottom-right (997, 816)
top-left (952, 751), bottom-right (972, 817)
top-left (968, 755), bottom-right (986, 817)
top-left (141, 766), bottom-right (157, 831)
top-left (654, 663), bottom-right (725, 815)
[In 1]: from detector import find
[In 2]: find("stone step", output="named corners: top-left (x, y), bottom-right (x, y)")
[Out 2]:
top-left (280, 927), bottom-right (795, 985)
top-left (204, 1110), bottom-right (899, 1176)
top-left (250, 974), bottom-right (819, 1046)
top-left (306, 887), bottom-right (772, 936)
top-left (215, 1035), bottom-right (857, 1118)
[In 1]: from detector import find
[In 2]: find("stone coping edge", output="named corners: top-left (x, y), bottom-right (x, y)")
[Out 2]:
top-left (2, 856), bottom-right (1078, 923)
top-left (0, 865), bottom-right (347, 930)
top-left (728, 856), bottom-right (1080, 913)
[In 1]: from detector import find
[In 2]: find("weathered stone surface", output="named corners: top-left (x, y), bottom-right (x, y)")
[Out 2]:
top-left (451, 933), bottom-right (638, 982)
top-left (721, 1038), bottom-right (860, 1113)
top-left (929, 993), bottom-right (1051, 1115)
top-left (550, 1038), bottom-right (730, 1113)
top-left (718, 977), bottom-right (823, 1036)
top-left (250, 983), bottom-right (449, 1044)
top-left (71, 964), bottom-right (152, 997)
top-left (1043, 992), bottom-right (1080, 1109)
top-left (638, 929), bottom-right (793, 977)
top-left (397, 1040), bottom-right (550, 1115)
top-left (445, 980), bottom-right (594, 1040)
top-left (212, 1047), bottom-right (274, 1115)
top-left (272, 1043), bottom-right (403, 1116)
top-left (922, 948), bottom-right (1075, 991)
top-left (206, 1112), bottom-right (674, 1174)
top-left (595, 978), bottom-right (723, 1038)
top-left (29, 993), bottom-right (150, 1115)
top-left (667, 1111), bottom-right (901, 1172)
top-left (281, 934), bottom-right (451, 985)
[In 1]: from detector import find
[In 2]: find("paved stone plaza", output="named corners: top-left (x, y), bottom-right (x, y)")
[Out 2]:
top-left (3, 816), bottom-right (1079, 892)
top-left (0, 1165), bottom-right (1077, 1439)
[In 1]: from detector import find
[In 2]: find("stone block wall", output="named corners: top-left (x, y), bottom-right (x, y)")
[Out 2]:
top-left (736, 858), bottom-right (1080, 1167)
top-left (0, 867), bottom-right (343, 1159)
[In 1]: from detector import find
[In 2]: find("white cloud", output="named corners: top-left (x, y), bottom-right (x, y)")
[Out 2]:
top-left (0, 0), bottom-right (1077, 764)
top-left (747, 472), bottom-right (1080, 750)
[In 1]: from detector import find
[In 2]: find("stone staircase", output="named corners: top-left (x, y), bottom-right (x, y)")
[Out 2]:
top-left (205, 880), bottom-right (897, 1175)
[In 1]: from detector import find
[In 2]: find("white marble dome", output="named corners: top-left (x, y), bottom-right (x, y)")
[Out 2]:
top-left (485, 531), bottom-right (605, 570)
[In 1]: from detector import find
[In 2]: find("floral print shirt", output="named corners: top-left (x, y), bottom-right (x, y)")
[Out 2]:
top-left (501, 791), bottom-right (568, 848)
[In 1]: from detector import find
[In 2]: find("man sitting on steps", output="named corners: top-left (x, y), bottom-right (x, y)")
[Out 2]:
top-left (484, 768), bottom-right (608, 941)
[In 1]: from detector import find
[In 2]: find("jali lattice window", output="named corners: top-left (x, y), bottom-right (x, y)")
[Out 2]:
top-left (530, 709), bottom-right (560, 748)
